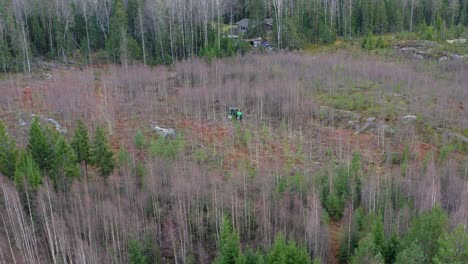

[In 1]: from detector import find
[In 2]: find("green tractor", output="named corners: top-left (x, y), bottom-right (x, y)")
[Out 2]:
top-left (228, 107), bottom-right (243, 120)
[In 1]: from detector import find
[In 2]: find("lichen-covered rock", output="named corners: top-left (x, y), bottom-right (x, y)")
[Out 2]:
top-left (150, 123), bottom-right (176, 137)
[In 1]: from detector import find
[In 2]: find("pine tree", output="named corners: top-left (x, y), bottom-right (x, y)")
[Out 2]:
top-left (71, 120), bottom-right (90, 176)
top-left (395, 242), bottom-right (425, 264)
top-left (52, 136), bottom-right (79, 191)
top-left (28, 117), bottom-right (53, 173)
top-left (402, 205), bottom-right (447, 261)
top-left (382, 233), bottom-right (399, 264)
top-left (350, 233), bottom-right (385, 264)
top-left (106, 0), bottom-right (128, 62)
top-left (134, 129), bottom-right (145, 154)
top-left (285, 240), bottom-right (310, 264)
top-left (0, 121), bottom-right (17, 178)
top-left (268, 234), bottom-right (310, 264)
top-left (433, 225), bottom-right (468, 264)
top-left (128, 238), bottom-right (147, 264)
top-left (91, 126), bottom-right (115, 179)
top-left (14, 151), bottom-right (42, 189)
top-left (216, 215), bottom-right (241, 264)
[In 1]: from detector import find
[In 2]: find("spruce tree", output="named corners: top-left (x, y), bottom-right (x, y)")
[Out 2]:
top-left (52, 136), bottom-right (79, 191)
top-left (128, 238), bottom-right (147, 264)
top-left (350, 233), bottom-right (385, 264)
top-left (28, 117), bottom-right (53, 173)
top-left (91, 126), bottom-right (115, 179)
top-left (14, 151), bottom-right (42, 189)
top-left (0, 121), bottom-right (17, 178)
top-left (216, 215), bottom-right (241, 264)
top-left (106, 0), bottom-right (128, 62)
top-left (433, 225), bottom-right (468, 264)
top-left (134, 129), bottom-right (145, 154)
top-left (268, 234), bottom-right (311, 264)
top-left (402, 205), bottom-right (447, 261)
top-left (71, 120), bottom-right (90, 176)
top-left (395, 242), bottom-right (426, 264)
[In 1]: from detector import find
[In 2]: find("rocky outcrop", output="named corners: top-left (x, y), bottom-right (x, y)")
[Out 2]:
top-left (394, 40), bottom-right (466, 62)
top-left (150, 122), bottom-right (176, 137)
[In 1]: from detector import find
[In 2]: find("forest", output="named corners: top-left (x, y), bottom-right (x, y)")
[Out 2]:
top-left (0, 0), bottom-right (468, 71)
top-left (0, 1), bottom-right (468, 264)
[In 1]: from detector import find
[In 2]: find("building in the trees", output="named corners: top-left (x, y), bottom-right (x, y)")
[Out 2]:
top-left (264, 18), bottom-right (273, 32)
top-left (235, 18), bottom-right (274, 34)
top-left (236, 18), bottom-right (250, 33)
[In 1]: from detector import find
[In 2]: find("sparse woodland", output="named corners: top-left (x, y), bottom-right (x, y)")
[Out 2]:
top-left (0, 0), bottom-right (467, 264)
top-left (0, 52), bottom-right (467, 263)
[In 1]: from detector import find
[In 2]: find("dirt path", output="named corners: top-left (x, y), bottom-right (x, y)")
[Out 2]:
top-left (328, 220), bottom-right (342, 264)
top-left (328, 203), bottom-right (352, 264)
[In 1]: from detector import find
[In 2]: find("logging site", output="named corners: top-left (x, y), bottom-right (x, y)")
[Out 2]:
top-left (0, 0), bottom-right (467, 264)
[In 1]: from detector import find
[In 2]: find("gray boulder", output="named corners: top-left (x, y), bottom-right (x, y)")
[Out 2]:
top-left (150, 122), bottom-right (176, 137)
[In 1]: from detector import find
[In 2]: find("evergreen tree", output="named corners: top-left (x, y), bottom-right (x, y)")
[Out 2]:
top-left (372, 218), bottom-right (384, 250)
top-left (394, 242), bottom-right (426, 264)
top-left (134, 129), bottom-right (145, 153)
top-left (402, 205), bottom-right (447, 261)
top-left (0, 121), bottom-right (17, 178)
top-left (106, 0), bottom-right (128, 62)
top-left (52, 136), bottom-right (79, 191)
top-left (433, 225), bottom-right (468, 264)
top-left (244, 248), bottom-right (264, 264)
top-left (285, 240), bottom-right (310, 264)
top-left (268, 235), bottom-right (287, 264)
top-left (350, 233), bottom-right (385, 264)
top-left (128, 238), bottom-right (147, 264)
top-left (71, 120), bottom-right (91, 175)
top-left (268, 234), bottom-right (311, 264)
top-left (382, 233), bottom-right (399, 264)
top-left (374, 0), bottom-right (388, 34)
top-left (91, 126), bottom-right (115, 179)
top-left (14, 151), bottom-right (42, 189)
top-left (28, 117), bottom-right (53, 173)
top-left (216, 215), bottom-right (241, 264)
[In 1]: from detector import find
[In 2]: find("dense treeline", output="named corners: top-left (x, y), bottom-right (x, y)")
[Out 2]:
top-left (0, 0), bottom-right (467, 72)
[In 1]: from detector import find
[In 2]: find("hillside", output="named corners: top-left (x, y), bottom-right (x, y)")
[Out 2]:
top-left (0, 49), bottom-right (467, 263)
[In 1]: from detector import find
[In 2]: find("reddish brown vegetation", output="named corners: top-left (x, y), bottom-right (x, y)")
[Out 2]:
top-left (0, 53), bottom-right (466, 263)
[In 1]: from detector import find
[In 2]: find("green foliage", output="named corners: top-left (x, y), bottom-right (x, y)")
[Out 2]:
top-left (0, 121), bottom-right (17, 178)
top-left (91, 127), bottom-right (115, 178)
top-left (0, 0), bottom-right (467, 72)
top-left (127, 37), bottom-right (142, 61)
top-left (401, 145), bottom-right (410, 177)
top-left (216, 215), bottom-right (241, 264)
top-left (106, 0), bottom-right (128, 62)
top-left (28, 117), bottom-right (53, 172)
top-left (14, 151), bottom-right (42, 189)
top-left (71, 120), bottom-right (90, 164)
top-left (128, 238), bottom-right (147, 264)
top-left (433, 225), bottom-right (468, 264)
top-left (267, 234), bottom-right (310, 264)
top-left (51, 136), bottom-right (79, 190)
top-left (320, 165), bottom-right (350, 221)
top-left (382, 233), bottom-right (399, 264)
top-left (402, 205), bottom-right (448, 261)
top-left (350, 233), bottom-right (384, 264)
top-left (118, 147), bottom-right (131, 167)
top-left (149, 134), bottom-right (184, 159)
top-left (371, 219), bottom-right (384, 250)
top-left (439, 143), bottom-right (455, 162)
top-left (134, 129), bottom-right (146, 153)
top-left (243, 248), bottom-right (264, 264)
top-left (135, 160), bottom-right (145, 179)
top-left (394, 242), bottom-right (426, 264)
